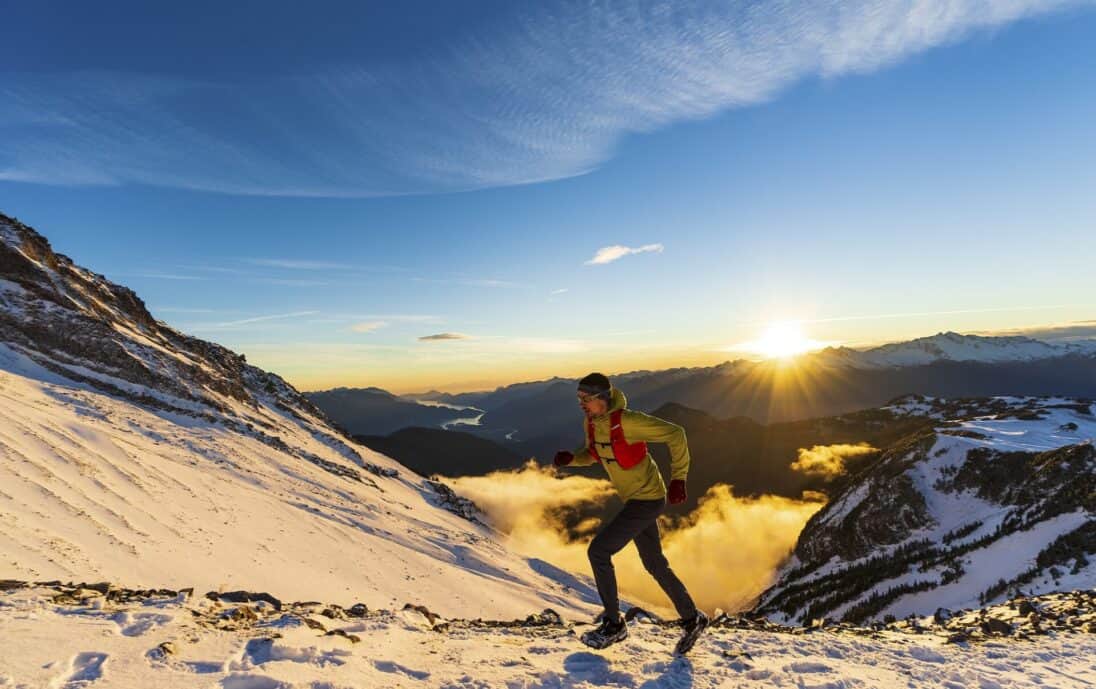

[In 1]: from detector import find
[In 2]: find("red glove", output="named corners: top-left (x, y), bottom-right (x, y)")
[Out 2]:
top-left (668, 479), bottom-right (687, 505)
top-left (553, 451), bottom-right (574, 467)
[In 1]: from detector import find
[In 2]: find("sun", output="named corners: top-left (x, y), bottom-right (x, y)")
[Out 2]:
top-left (755, 322), bottom-right (814, 359)
top-left (723, 321), bottom-right (832, 360)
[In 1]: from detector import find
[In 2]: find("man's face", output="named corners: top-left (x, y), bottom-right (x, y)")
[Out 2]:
top-left (578, 390), bottom-right (609, 417)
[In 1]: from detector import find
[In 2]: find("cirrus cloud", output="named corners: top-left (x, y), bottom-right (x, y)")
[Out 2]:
top-left (2, 0), bottom-right (1090, 196)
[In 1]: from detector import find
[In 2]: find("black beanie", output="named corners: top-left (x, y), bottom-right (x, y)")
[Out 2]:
top-left (578, 372), bottom-right (611, 396)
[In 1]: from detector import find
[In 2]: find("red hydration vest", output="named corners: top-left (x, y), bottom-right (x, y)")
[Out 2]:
top-left (586, 409), bottom-right (648, 469)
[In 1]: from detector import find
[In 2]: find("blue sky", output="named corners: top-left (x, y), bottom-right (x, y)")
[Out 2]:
top-left (3, 1), bottom-right (1095, 392)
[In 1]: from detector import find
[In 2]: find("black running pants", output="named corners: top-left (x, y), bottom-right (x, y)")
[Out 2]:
top-left (587, 496), bottom-right (697, 620)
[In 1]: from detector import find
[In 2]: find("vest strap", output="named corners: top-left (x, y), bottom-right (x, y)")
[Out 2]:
top-left (585, 409), bottom-right (648, 469)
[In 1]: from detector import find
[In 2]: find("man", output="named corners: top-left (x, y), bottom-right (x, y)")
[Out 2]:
top-left (553, 372), bottom-right (709, 654)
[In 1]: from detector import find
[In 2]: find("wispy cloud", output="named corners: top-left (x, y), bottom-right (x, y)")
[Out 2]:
top-left (126, 272), bottom-right (205, 281)
top-left (250, 277), bottom-right (333, 287)
top-left (3, 1), bottom-right (1086, 196)
top-left (350, 313), bottom-right (440, 323)
top-left (418, 332), bottom-right (470, 341)
top-left (350, 320), bottom-right (388, 333)
top-left (245, 258), bottom-right (358, 270)
top-left (549, 288), bottom-right (568, 295)
top-left (585, 243), bottom-right (664, 265)
top-left (214, 311), bottom-right (320, 327)
top-left (412, 276), bottom-right (529, 289)
top-left (280, 312), bottom-right (443, 325)
top-left (243, 258), bottom-right (408, 273)
top-left (151, 306), bottom-right (229, 314)
top-left (784, 304), bottom-right (1080, 325)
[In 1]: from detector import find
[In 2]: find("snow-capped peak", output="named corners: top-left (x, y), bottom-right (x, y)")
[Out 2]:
top-left (812, 331), bottom-right (1096, 369)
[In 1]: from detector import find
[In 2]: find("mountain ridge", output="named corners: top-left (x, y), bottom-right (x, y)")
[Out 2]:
top-left (0, 211), bottom-right (601, 619)
top-left (752, 394), bottom-right (1095, 624)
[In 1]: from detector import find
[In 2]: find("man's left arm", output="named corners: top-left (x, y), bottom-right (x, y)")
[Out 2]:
top-left (622, 410), bottom-right (690, 480)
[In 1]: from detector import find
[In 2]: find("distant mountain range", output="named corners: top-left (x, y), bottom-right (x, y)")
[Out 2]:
top-left (310, 331), bottom-right (1096, 466)
top-left (353, 426), bottom-right (525, 478)
top-left (305, 386), bottom-right (479, 436)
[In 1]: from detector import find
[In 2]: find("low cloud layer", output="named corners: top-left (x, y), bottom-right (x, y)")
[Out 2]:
top-left (791, 443), bottom-right (878, 478)
top-left (449, 461), bottom-right (825, 615)
top-left (980, 319), bottom-right (1096, 343)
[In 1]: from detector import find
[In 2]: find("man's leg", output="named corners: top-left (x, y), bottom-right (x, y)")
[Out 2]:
top-left (587, 499), bottom-right (663, 620)
top-left (633, 506), bottom-right (698, 620)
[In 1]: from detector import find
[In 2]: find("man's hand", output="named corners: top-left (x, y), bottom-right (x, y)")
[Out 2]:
top-left (668, 479), bottom-right (687, 505)
top-left (553, 451), bottom-right (574, 467)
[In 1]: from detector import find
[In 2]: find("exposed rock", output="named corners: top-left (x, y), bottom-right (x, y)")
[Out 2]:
top-left (347, 603), bottom-right (369, 617)
top-left (980, 617), bottom-right (1012, 636)
top-left (3, 579), bottom-right (1092, 646)
top-left (206, 590), bottom-right (283, 611)
top-left (403, 602), bottom-right (442, 625)
top-left (325, 628), bottom-right (361, 643)
top-left (0, 212), bottom-right (385, 489)
top-left (426, 476), bottom-right (485, 525)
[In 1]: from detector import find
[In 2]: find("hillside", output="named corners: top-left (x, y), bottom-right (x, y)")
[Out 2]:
top-left (0, 211), bottom-right (599, 619)
top-left (754, 395), bottom-right (1096, 624)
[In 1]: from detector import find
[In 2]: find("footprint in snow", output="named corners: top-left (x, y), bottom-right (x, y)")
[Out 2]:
top-left (907, 646), bottom-right (948, 663)
top-left (111, 611), bottom-right (173, 636)
top-left (220, 674), bottom-right (290, 689)
top-left (784, 660), bottom-right (833, 673)
top-left (562, 653), bottom-right (634, 686)
top-left (246, 638), bottom-right (350, 668)
top-left (60, 651), bottom-right (107, 687)
top-left (147, 646), bottom-right (222, 675)
top-left (373, 659), bottom-right (431, 680)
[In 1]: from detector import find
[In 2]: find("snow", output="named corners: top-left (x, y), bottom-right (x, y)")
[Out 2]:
top-left (0, 360), bottom-right (603, 621)
top-left (2, 588), bottom-right (1094, 689)
top-left (884, 395), bottom-right (945, 418)
top-left (4, 215), bottom-right (1096, 686)
top-left (813, 332), bottom-right (1096, 369)
top-left (760, 395), bottom-right (1096, 622)
top-left (881, 510), bottom-right (1092, 618)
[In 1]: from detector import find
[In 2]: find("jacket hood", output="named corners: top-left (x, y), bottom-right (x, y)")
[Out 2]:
top-left (606, 387), bottom-right (627, 414)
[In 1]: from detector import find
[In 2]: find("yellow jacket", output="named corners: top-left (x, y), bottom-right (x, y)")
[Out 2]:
top-left (569, 387), bottom-right (690, 501)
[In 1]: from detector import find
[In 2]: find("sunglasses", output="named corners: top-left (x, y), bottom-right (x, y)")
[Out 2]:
top-left (577, 391), bottom-right (609, 404)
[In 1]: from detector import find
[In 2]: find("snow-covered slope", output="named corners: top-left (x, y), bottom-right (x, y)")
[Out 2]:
top-left (2, 582), bottom-right (1093, 688)
top-left (813, 331), bottom-right (1096, 369)
top-left (754, 395), bottom-right (1095, 625)
top-left (0, 211), bottom-right (600, 619)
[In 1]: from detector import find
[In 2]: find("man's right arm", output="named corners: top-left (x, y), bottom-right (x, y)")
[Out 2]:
top-left (569, 445), bottom-right (598, 466)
